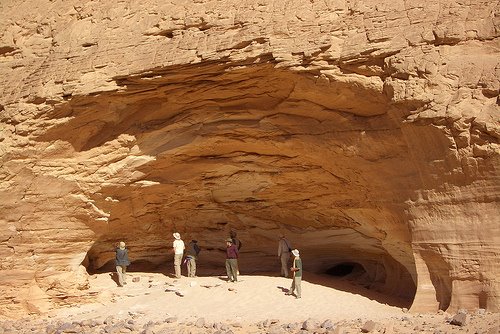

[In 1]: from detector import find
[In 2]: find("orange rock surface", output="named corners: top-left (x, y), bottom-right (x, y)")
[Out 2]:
top-left (0, 0), bottom-right (498, 318)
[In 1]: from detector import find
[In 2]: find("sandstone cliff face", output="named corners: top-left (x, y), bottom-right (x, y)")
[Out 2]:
top-left (0, 0), bottom-right (498, 318)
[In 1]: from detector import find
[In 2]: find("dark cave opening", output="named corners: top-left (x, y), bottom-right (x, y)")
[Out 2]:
top-left (325, 262), bottom-right (365, 277)
top-left (84, 256), bottom-right (162, 275)
top-left (82, 238), bottom-right (172, 275)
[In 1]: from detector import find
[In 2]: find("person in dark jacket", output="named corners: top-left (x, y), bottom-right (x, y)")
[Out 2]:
top-left (115, 241), bottom-right (130, 287)
top-left (225, 238), bottom-right (239, 282)
top-left (229, 230), bottom-right (242, 250)
top-left (229, 229), bottom-right (242, 274)
top-left (186, 240), bottom-right (201, 277)
top-left (278, 234), bottom-right (292, 277)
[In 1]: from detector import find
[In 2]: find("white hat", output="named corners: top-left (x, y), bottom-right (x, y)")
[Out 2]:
top-left (291, 249), bottom-right (300, 257)
top-left (173, 232), bottom-right (181, 240)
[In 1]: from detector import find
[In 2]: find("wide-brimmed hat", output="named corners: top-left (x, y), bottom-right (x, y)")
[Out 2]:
top-left (291, 249), bottom-right (300, 257)
top-left (225, 238), bottom-right (233, 243)
top-left (119, 241), bottom-right (126, 249)
top-left (173, 232), bottom-right (181, 240)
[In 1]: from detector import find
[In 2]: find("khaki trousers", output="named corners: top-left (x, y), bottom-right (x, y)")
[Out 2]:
top-left (174, 254), bottom-right (183, 278)
top-left (116, 265), bottom-right (127, 286)
top-left (187, 257), bottom-right (197, 277)
top-left (290, 276), bottom-right (301, 298)
top-left (226, 259), bottom-right (238, 282)
top-left (280, 253), bottom-right (290, 277)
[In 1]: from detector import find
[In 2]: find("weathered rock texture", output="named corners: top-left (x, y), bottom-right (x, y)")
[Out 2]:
top-left (0, 0), bottom-right (499, 318)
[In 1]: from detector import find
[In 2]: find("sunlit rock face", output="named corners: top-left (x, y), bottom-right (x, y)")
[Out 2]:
top-left (0, 0), bottom-right (498, 318)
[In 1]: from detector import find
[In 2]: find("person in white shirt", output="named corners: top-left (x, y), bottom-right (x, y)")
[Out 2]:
top-left (172, 232), bottom-right (185, 278)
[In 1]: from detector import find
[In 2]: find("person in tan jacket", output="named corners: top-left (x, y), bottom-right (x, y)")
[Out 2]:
top-left (277, 234), bottom-right (292, 277)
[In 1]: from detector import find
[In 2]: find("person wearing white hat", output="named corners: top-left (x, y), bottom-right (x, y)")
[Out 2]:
top-left (286, 249), bottom-right (302, 299)
top-left (115, 241), bottom-right (130, 287)
top-left (172, 232), bottom-right (185, 278)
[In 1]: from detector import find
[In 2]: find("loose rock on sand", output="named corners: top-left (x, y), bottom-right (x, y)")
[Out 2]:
top-left (0, 272), bottom-right (498, 334)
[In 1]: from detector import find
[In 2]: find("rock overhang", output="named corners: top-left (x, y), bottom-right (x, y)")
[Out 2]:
top-left (0, 0), bottom-right (498, 318)
top-left (33, 61), bottom-right (419, 306)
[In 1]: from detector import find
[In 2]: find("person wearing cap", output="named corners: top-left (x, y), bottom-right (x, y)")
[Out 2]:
top-left (186, 239), bottom-right (201, 277)
top-left (225, 238), bottom-right (239, 282)
top-left (115, 241), bottom-right (130, 287)
top-left (277, 234), bottom-right (292, 277)
top-left (172, 232), bottom-right (185, 278)
top-left (229, 229), bottom-right (242, 251)
top-left (286, 249), bottom-right (302, 298)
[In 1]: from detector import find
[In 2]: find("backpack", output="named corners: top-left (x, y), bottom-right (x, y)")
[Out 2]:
top-left (232, 238), bottom-right (242, 250)
top-left (284, 239), bottom-right (292, 253)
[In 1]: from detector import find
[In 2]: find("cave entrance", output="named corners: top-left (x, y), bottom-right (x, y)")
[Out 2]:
top-left (326, 262), bottom-right (366, 278)
top-left (82, 234), bottom-right (173, 275)
top-left (40, 60), bottom-right (418, 307)
top-left (83, 251), bottom-right (163, 275)
top-left (320, 259), bottom-right (414, 309)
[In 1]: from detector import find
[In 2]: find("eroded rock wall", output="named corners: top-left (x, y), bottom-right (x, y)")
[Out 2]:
top-left (0, 0), bottom-right (498, 318)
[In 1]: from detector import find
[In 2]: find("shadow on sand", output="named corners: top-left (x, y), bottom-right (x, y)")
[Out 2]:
top-left (251, 270), bottom-right (411, 309)
top-left (91, 262), bottom-right (411, 309)
top-left (303, 272), bottom-right (411, 309)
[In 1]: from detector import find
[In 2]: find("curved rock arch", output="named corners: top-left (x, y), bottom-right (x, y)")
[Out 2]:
top-left (39, 61), bottom-right (423, 306)
top-left (0, 0), bottom-right (498, 318)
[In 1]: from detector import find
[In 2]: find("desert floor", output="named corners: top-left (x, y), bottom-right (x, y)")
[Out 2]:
top-left (0, 269), bottom-right (498, 333)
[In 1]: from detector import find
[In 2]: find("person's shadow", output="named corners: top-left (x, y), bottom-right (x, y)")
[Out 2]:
top-left (217, 276), bottom-right (232, 282)
top-left (109, 273), bottom-right (120, 286)
top-left (277, 286), bottom-right (289, 293)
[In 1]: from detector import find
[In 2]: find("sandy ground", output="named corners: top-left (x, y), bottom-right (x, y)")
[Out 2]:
top-left (50, 271), bottom-right (406, 324)
top-left (1, 270), bottom-right (498, 333)
top-left (25, 270), bottom-right (495, 334)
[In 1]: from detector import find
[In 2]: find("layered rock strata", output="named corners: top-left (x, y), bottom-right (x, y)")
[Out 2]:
top-left (0, 0), bottom-right (498, 317)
